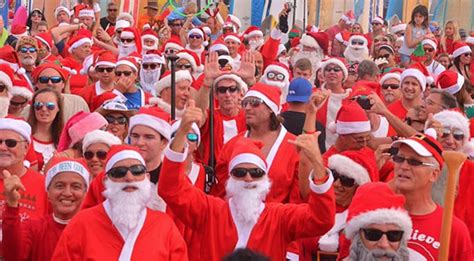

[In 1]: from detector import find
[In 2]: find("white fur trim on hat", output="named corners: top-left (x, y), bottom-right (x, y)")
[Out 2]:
top-left (155, 70), bottom-right (193, 95)
top-left (54, 6), bottom-right (71, 18)
top-left (214, 74), bottom-right (248, 93)
top-left (0, 118), bottom-right (31, 143)
top-left (264, 64), bottom-right (290, 82)
top-left (453, 45), bottom-right (471, 59)
top-left (372, 16), bottom-right (384, 24)
top-left (116, 20), bottom-right (131, 30)
top-left (176, 52), bottom-right (201, 72)
top-left (229, 153), bottom-right (267, 174)
top-left (141, 34), bottom-right (159, 43)
top-left (380, 73), bottom-right (401, 85)
top-left (224, 34), bottom-right (241, 44)
top-left (105, 150), bottom-right (145, 173)
top-left (46, 161), bottom-right (90, 191)
top-left (328, 154), bottom-right (370, 185)
top-left (244, 90), bottom-right (279, 115)
top-left (82, 129), bottom-right (122, 152)
top-left (68, 37), bottom-right (92, 54)
top-left (78, 9), bottom-right (95, 19)
top-left (441, 74), bottom-right (465, 95)
top-left (345, 208), bottom-right (413, 241)
top-left (129, 114), bottom-right (171, 141)
top-left (300, 34), bottom-right (320, 49)
top-left (0, 71), bottom-right (13, 92)
top-left (143, 54), bottom-right (164, 64)
top-left (391, 24), bottom-right (406, 34)
top-left (246, 30), bottom-right (263, 39)
top-left (433, 110), bottom-right (470, 142)
top-left (120, 31), bottom-right (135, 39)
top-left (116, 59), bottom-right (138, 72)
top-left (321, 58), bottom-right (348, 81)
top-left (467, 37), bottom-right (474, 45)
top-left (95, 61), bottom-right (116, 68)
top-left (209, 43), bottom-right (229, 53)
top-left (10, 87), bottom-right (33, 101)
top-left (401, 68), bottom-right (426, 91)
top-left (336, 120), bottom-right (371, 135)
top-left (421, 39), bottom-right (437, 51)
top-left (164, 42), bottom-right (184, 51)
top-left (188, 28), bottom-right (204, 38)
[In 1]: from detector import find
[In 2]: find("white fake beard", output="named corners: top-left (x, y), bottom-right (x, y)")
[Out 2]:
top-left (141, 44), bottom-right (158, 56)
top-left (22, 57), bottom-right (35, 66)
top-left (103, 178), bottom-right (151, 231)
top-left (140, 68), bottom-right (161, 95)
top-left (225, 176), bottom-right (271, 224)
top-left (249, 39), bottom-right (264, 51)
top-left (260, 76), bottom-right (289, 104)
top-left (118, 43), bottom-right (138, 59)
top-left (343, 46), bottom-right (369, 63)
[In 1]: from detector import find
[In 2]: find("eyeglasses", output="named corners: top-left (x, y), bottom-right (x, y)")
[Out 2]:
top-left (463, 53), bottom-right (472, 57)
top-left (362, 228), bottom-right (404, 242)
top-left (20, 47), bottom-right (37, 53)
top-left (165, 48), bottom-right (177, 55)
top-left (107, 164), bottom-right (147, 178)
top-left (142, 63), bottom-right (160, 70)
top-left (392, 154), bottom-right (435, 167)
top-left (84, 150), bottom-right (107, 160)
top-left (324, 66), bottom-right (342, 73)
top-left (120, 38), bottom-right (135, 44)
top-left (107, 9), bottom-right (118, 12)
top-left (351, 39), bottom-right (365, 46)
top-left (330, 169), bottom-right (356, 187)
top-left (242, 97), bottom-right (264, 108)
top-left (0, 139), bottom-right (26, 148)
top-left (378, 53), bottom-right (391, 60)
top-left (382, 84), bottom-right (399, 90)
top-left (38, 76), bottom-right (63, 84)
top-left (189, 34), bottom-right (202, 39)
top-left (115, 71), bottom-right (133, 77)
top-left (216, 86), bottom-right (239, 94)
top-left (95, 67), bottom-right (114, 73)
top-left (424, 48), bottom-right (434, 53)
top-left (187, 133), bottom-right (198, 142)
top-left (176, 64), bottom-right (193, 70)
top-left (425, 98), bottom-right (446, 109)
top-left (9, 99), bottom-right (28, 107)
top-left (33, 101), bottom-right (56, 111)
top-left (266, 71), bottom-right (286, 81)
top-left (230, 167), bottom-right (266, 178)
top-left (105, 115), bottom-right (127, 125)
top-left (441, 127), bottom-right (465, 141)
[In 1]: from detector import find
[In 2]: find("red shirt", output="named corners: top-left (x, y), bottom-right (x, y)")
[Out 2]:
top-left (454, 160), bottom-right (474, 248)
top-left (387, 99), bottom-right (408, 121)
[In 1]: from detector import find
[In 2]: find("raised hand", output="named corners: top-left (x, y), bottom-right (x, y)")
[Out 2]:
top-left (3, 170), bottom-right (25, 207)
top-left (308, 89), bottom-right (331, 113)
top-left (204, 52), bottom-right (225, 83)
top-left (180, 99), bottom-right (203, 132)
top-left (367, 93), bottom-right (388, 115)
top-left (288, 133), bottom-right (326, 180)
top-left (236, 51), bottom-right (256, 80)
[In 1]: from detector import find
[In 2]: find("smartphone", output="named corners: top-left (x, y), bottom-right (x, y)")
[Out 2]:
top-left (356, 95), bottom-right (372, 110)
top-left (383, 147), bottom-right (398, 155)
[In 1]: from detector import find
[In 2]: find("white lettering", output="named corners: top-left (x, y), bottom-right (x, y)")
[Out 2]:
top-left (410, 230), bottom-right (440, 249)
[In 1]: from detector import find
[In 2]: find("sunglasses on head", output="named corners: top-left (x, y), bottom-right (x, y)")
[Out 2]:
top-left (84, 150), bottom-right (107, 160)
top-left (242, 97), bottom-right (264, 108)
top-left (95, 67), bottom-right (114, 73)
top-left (362, 228), bottom-right (404, 242)
top-left (107, 164), bottom-right (147, 178)
top-left (424, 48), bottom-right (434, 53)
top-left (189, 34), bottom-right (202, 39)
top-left (120, 38), bottom-right (135, 44)
top-left (105, 115), bottom-right (127, 125)
top-left (20, 47), bottom-right (37, 53)
top-left (0, 139), bottom-right (25, 148)
top-left (382, 83), bottom-right (399, 90)
top-left (177, 64), bottom-right (193, 70)
top-left (115, 71), bottom-right (133, 77)
top-left (142, 63), bottom-right (160, 70)
top-left (330, 169), bottom-right (356, 187)
top-left (38, 76), bottom-right (62, 84)
top-left (33, 101), bottom-right (56, 111)
top-left (217, 86), bottom-right (239, 94)
top-left (392, 154), bottom-right (435, 167)
top-left (351, 39), bottom-right (365, 46)
top-left (266, 71), bottom-right (286, 81)
top-left (324, 66), bottom-right (342, 73)
top-left (441, 127), bottom-right (465, 141)
top-left (230, 167), bottom-right (266, 178)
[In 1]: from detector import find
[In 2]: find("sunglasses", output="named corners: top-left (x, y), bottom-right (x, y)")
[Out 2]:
top-left (217, 86), bottom-right (239, 94)
top-left (107, 9), bottom-right (118, 12)
top-left (105, 115), bottom-right (127, 125)
top-left (0, 139), bottom-right (25, 148)
top-left (405, 117), bottom-right (424, 126)
top-left (351, 40), bottom-right (365, 46)
top-left (441, 128), bottom-right (465, 141)
top-left (107, 164), bottom-right (147, 178)
top-left (9, 100), bottom-right (28, 107)
top-left (115, 71), bottom-right (133, 77)
top-left (463, 53), bottom-right (472, 57)
top-left (84, 150), bottom-right (107, 160)
top-left (230, 167), bottom-right (266, 178)
top-left (170, 23), bottom-right (183, 27)
top-left (424, 48), bottom-right (434, 53)
top-left (38, 76), bottom-right (63, 84)
top-left (362, 228), bottom-right (404, 242)
top-left (177, 64), bottom-right (193, 70)
top-left (242, 97), bottom-right (264, 108)
top-left (189, 34), bottom-right (202, 39)
top-left (33, 101), bottom-right (56, 111)
top-left (266, 71), bottom-right (286, 81)
top-left (324, 66), bottom-right (342, 73)
top-left (378, 54), bottom-right (391, 60)
top-left (330, 169), bottom-right (356, 187)
top-left (392, 154), bottom-right (435, 167)
top-left (187, 133), bottom-right (198, 142)
top-left (120, 38), bottom-right (135, 44)
top-left (382, 84), bottom-right (399, 90)
top-left (95, 67), bottom-right (114, 73)
top-left (20, 47), bottom-right (37, 53)
top-left (142, 63), bottom-right (160, 70)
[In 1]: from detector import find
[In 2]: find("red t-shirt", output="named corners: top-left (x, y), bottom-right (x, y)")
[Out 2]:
top-left (387, 99), bottom-right (408, 121)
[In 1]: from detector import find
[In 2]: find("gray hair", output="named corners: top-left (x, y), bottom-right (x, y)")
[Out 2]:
top-left (357, 60), bottom-right (379, 79)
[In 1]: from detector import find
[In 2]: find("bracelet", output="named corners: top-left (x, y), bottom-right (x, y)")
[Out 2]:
top-left (302, 129), bottom-right (316, 134)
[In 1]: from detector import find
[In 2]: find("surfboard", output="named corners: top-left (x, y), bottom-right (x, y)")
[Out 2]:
top-left (251, 0), bottom-right (265, 27)
top-left (386, 0), bottom-right (403, 22)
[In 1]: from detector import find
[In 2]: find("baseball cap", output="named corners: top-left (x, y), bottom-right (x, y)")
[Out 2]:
top-left (287, 78), bottom-right (312, 103)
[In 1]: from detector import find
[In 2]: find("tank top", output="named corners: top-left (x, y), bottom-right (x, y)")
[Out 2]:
top-left (399, 25), bottom-right (427, 55)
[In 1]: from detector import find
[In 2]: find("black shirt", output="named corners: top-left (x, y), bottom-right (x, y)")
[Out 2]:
top-left (149, 164), bottom-right (162, 184)
top-left (281, 111), bottom-right (327, 153)
top-left (100, 17), bottom-right (115, 30)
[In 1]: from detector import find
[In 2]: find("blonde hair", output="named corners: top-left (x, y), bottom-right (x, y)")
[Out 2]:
top-left (440, 21), bottom-right (461, 51)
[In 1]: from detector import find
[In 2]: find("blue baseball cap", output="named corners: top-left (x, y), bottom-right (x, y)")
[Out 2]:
top-left (287, 78), bottom-right (313, 103)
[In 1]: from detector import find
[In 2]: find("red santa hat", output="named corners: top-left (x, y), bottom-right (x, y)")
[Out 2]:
top-left (32, 62), bottom-right (70, 83)
top-left (35, 32), bottom-right (53, 51)
top-left (321, 58), bottom-right (349, 81)
top-left (115, 19), bottom-right (131, 31)
top-left (243, 26), bottom-right (263, 39)
top-left (120, 27), bottom-right (142, 54)
top-left (328, 150), bottom-right (378, 186)
top-left (11, 24), bottom-right (28, 39)
top-left (170, 120), bottom-right (201, 146)
top-left (372, 15), bottom-right (384, 25)
top-left (187, 27), bottom-right (204, 38)
top-left (94, 51), bottom-right (117, 68)
top-left (379, 68), bottom-right (402, 85)
top-left (0, 64), bottom-right (15, 93)
top-left (82, 129), bottom-right (122, 152)
top-left (345, 182), bottom-right (412, 240)
top-left (452, 41), bottom-right (471, 58)
top-left (54, 6), bottom-right (71, 18)
top-left (176, 49), bottom-right (203, 72)
top-left (141, 28), bottom-right (159, 43)
top-left (243, 82), bottom-right (282, 115)
top-left (392, 133), bottom-right (444, 168)
top-left (163, 38), bottom-right (184, 52)
top-left (263, 62), bottom-right (291, 82)
top-left (78, 7), bottom-right (95, 20)
top-left (143, 50), bottom-right (165, 64)
top-left (67, 29), bottom-right (92, 54)
top-left (155, 70), bottom-right (193, 95)
top-left (91, 92), bottom-right (119, 112)
top-left (0, 45), bottom-right (24, 74)
top-left (436, 70), bottom-right (464, 95)
top-left (11, 79), bottom-right (33, 101)
top-left (433, 110), bottom-right (470, 143)
top-left (421, 38), bottom-right (438, 51)
top-left (329, 102), bottom-right (371, 135)
top-left (228, 138), bottom-right (267, 174)
top-left (0, 117), bottom-right (31, 143)
top-left (209, 39), bottom-right (229, 54)
top-left (391, 23), bottom-right (407, 34)
top-left (117, 13), bottom-right (135, 27)
top-left (400, 63), bottom-right (429, 91)
top-left (46, 157), bottom-right (90, 191)
top-left (105, 145), bottom-right (146, 173)
top-left (224, 14), bottom-right (242, 31)
top-left (116, 56), bottom-right (139, 72)
top-left (214, 73), bottom-right (248, 93)
top-left (57, 111), bottom-right (108, 152)
top-left (224, 33), bottom-right (242, 44)
top-left (129, 107), bottom-right (171, 141)
top-left (300, 32), bottom-right (329, 55)
top-left (466, 36), bottom-right (474, 46)
top-left (334, 31), bottom-right (351, 46)
top-left (341, 10), bottom-right (356, 25)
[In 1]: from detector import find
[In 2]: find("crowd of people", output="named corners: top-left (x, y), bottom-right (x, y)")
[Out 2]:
top-left (0, 0), bottom-right (473, 260)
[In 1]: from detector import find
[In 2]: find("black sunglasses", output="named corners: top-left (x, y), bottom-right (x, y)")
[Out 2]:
top-left (170, 23), bottom-right (183, 27)
top-left (441, 128), bottom-right (464, 141)
top-left (165, 48), bottom-right (177, 55)
top-left (107, 164), bottom-right (147, 178)
top-left (463, 53), bottom-right (472, 57)
top-left (362, 228), bottom-right (404, 242)
top-left (216, 50), bottom-right (229, 56)
top-left (230, 167), bottom-right (266, 178)
top-left (324, 66), bottom-right (342, 73)
top-left (105, 115), bottom-right (127, 125)
top-left (142, 63), bottom-right (160, 70)
top-left (33, 101), bottom-right (56, 111)
top-left (177, 64), bottom-right (193, 70)
top-left (120, 38), bottom-right (135, 44)
top-left (392, 154), bottom-right (435, 167)
top-left (382, 84), bottom-right (399, 90)
top-left (84, 150), bottom-right (107, 160)
top-left (39, 76), bottom-right (63, 84)
top-left (242, 97), bottom-right (264, 108)
top-left (10, 100), bottom-right (28, 107)
top-left (330, 169), bottom-right (356, 187)
top-left (115, 71), bottom-right (133, 77)
top-left (20, 47), bottom-right (37, 53)
top-left (217, 86), bottom-right (239, 94)
top-left (107, 9), bottom-right (118, 12)
top-left (0, 139), bottom-right (25, 148)
top-left (95, 67), bottom-right (114, 73)
top-left (189, 34), bottom-right (202, 39)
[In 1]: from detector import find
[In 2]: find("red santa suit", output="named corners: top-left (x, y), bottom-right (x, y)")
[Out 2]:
top-left (79, 81), bottom-right (121, 110)
top-left (52, 202), bottom-right (188, 260)
top-left (454, 160), bottom-right (474, 246)
top-left (158, 145), bottom-right (336, 261)
top-left (60, 56), bottom-right (88, 95)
